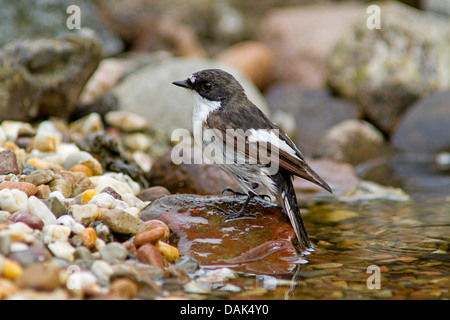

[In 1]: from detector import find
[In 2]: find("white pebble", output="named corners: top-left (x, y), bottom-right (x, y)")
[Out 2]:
top-left (28, 196), bottom-right (57, 225)
top-left (91, 260), bottom-right (113, 284)
top-left (0, 189), bottom-right (28, 213)
top-left (0, 210), bottom-right (11, 220)
top-left (56, 215), bottom-right (85, 234)
top-left (114, 199), bottom-right (129, 211)
top-left (49, 191), bottom-right (65, 201)
top-left (42, 225), bottom-right (71, 243)
top-left (121, 193), bottom-right (147, 211)
top-left (94, 238), bottom-right (106, 252)
top-left (88, 193), bottom-right (116, 209)
top-left (71, 204), bottom-right (100, 225)
top-left (90, 176), bottom-right (134, 196)
top-left (48, 241), bottom-right (75, 262)
top-left (10, 242), bottom-right (29, 252)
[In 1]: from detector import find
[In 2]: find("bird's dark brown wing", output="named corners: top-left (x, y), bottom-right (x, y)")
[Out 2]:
top-left (206, 107), bottom-right (332, 193)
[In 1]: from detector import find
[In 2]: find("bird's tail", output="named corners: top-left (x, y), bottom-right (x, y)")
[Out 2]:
top-left (276, 173), bottom-right (313, 254)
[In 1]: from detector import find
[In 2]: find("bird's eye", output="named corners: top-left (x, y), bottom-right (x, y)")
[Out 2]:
top-left (202, 82), bottom-right (212, 91)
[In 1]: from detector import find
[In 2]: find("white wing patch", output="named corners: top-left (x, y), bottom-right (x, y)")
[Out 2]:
top-left (248, 129), bottom-right (302, 161)
top-left (189, 74), bottom-right (197, 83)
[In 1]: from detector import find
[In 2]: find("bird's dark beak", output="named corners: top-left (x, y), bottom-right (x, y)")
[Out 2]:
top-left (172, 80), bottom-right (192, 89)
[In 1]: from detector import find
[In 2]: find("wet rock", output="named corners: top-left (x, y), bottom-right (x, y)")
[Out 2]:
top-left (215, 41), bottom-right (273, 89)
top-left (314, 119), bottom-right (389, 166)
top-left (327, 2), bottom-right (450, 133)
top-left (0, 150), bottom-right (19, 174)
top-left (148, 147), bottom-right (238, 195)
top-left (137, 186), bottom-right (171, 202)
top-left (0, 0), bottom-right (123, 57)
top-left (259, 3), bottom-right (363, 88)
top-left (0, 29), bottom-right (102, 122)
top-left (392, 90), bottom-right (450, 153)
top-left (112, 57), bottom-right (269, 137)
top-left (265, 84), bottom-right (361, 156)
top-left (102, 209), bottom-right (147, 236)
top-left (141, 194), bottom-right (302, 275)
top-left (0, 181), bottom-right (37, 197)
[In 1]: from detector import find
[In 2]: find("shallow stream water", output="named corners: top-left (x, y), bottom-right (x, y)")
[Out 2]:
top-left (196, 156), bottom-right (450, 300)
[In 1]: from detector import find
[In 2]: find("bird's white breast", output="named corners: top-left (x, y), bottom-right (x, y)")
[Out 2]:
top-left (192, 92), bottom-right (221, 147)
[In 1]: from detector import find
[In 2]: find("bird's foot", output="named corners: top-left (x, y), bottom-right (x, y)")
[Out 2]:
top-left (222, 188), bottom-right (271, 201)
top-left (221, 188), bottom-right (246, 197)
top-left (215, 206), bottom-right (260, 221)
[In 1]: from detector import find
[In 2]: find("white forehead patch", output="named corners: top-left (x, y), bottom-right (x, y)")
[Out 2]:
top-left (189, 74), bottom-right (197, 83)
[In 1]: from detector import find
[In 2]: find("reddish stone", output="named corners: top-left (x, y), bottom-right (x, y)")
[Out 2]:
top-left (137, 244), bottom-right (164, 270)
top-left (10, 211), bottom-right (44, 230)
top-left (0, 181), bottom-right (37, 196)
top-left (141, 194), bottom-right (302, 275)
top-left (0, 150), bottom-right (19, 175)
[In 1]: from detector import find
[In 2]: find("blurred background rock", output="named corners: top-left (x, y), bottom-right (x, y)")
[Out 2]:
top-left (0, 0), bottom-right (448, 193)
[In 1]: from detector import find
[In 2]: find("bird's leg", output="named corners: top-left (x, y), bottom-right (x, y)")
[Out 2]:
top-left (216, 191), bottom-right (260, 221)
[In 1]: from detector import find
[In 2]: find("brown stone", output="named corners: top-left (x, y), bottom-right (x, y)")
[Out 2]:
top-left (0, 150), bottom-right (19, 174)
top-left (0, 181), bottom-right (37, 196)
top-left (134, 227), bottom-right (166, 247)
top-left (9, 211), bottom-right (44, 230)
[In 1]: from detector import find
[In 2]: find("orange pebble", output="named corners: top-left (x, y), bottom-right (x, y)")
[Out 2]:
top-left (81, 189), bottom-right (98, 204)
top-left (79, 227), bottom-right (97, 248)
top-left (70, 164), bottom-right (94, 177)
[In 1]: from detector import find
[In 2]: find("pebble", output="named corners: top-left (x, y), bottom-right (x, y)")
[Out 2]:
top-left (124, 133), bottom-right (152, 151)
top-left (91, 260), bottom-right (114, 284)
top-left (137, 186), bottom-right (171, 202)
top-left (60, 171), bottom-right (93, 197)
top-left (56, 215), bottom-right (85, 234)
top-left (105, 111), bottom-right (149, 132)
top-left (88, 193), bottom-right (117, 209)
top-left (33, 130), bottom-right (60, 152)
top-left (36, 184), bottom-right (51, 199)
top-left (0, 181), bottom-right (36, 196)
top-left (99, 187), bottom-right (122, 200)
top-left (27, 196), bottom-right (57, 225)
top-left (15, 262), bottom-right (62, 290)
top-left (78, 227), bottom-right (97, 249)
top-left (144, 220), bottom-right (170, 242)
top-left (9, 211), bottom-right (44, 230)
top-left (70, 164), bottom-right (93, 177)
top-left (1, 258), bottom-right (23, 280)
top-left (71, 204), bottom-right (101, 225)
top-left (63, 151), bottom-right (93, 171)
top-left (47, 241), bottom-right (75, 262)
top-left (102, 209), bottom-right (147, 235)
top-left (0, 278), bottom-right (20, 299)
top-left (99, 242), bottom-right (128, 264)
top-left (79, 158), bottom-right (103, 176)
top-left (48, 178), bottom-right (72, 198)
top-left (121, 193), bottom-right (147, 211)
top-left (80, 189), bottom-right (98, 204)
top-left (134, 227), bottom-right (165, 248)
top-left (90, 176), bottom-right (134, 196)
top-left (26, 157), bottom-right (62, 171)
top-left (41, 225), bottom-right (71, 243)
top-left (336, 239), bottom-right (367, 249)
top-left (108, 278), bottom-right (138, 299)
top-left (137, 243), bottom-right (164, 270)
top-left (155, 241), bottom-right (179, 261)
top-left (21, 169), bottom-right (55, 186)
top-left (0, 188), bottom-right (28, 213)
top-left (124, 206), bottom-right (140, 219)
top-left (0, 150), bottom-right (19, 175)
top-left (94, 222), bottom-right (113, 243)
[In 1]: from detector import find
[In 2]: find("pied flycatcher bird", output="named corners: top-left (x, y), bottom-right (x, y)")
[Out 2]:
top-left (173, 69), bottom-right (332, 253)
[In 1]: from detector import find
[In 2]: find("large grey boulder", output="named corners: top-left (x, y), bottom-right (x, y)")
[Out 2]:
top-left (112, 57), bottom-right (270, 136)
top-left (0, 0), bottom-right (123, 57)
top-left (0, 30), bottom-right (102, 122)
top-left (327, 1), bottom-right (450, 133)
